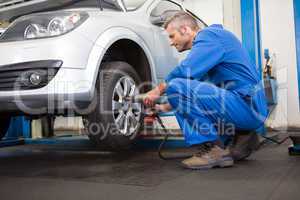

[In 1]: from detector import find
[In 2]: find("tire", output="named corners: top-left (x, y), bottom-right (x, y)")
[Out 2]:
top-left (0, 117), bottom-right (11, 140)
top-left (83, 61), bottom-right (143, 150)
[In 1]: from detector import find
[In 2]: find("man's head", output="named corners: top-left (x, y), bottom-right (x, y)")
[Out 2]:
top-left (164, 12), bottom-right (200, 52)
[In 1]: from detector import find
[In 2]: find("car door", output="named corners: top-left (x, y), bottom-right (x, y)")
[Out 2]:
top-left (148, 0), bottom-right (183, 82)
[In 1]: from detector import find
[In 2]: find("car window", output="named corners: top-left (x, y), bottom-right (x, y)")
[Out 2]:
top-left (150, 0), bottom-right (182, 17)
top-left (123, 0), bottom-right (147, 11)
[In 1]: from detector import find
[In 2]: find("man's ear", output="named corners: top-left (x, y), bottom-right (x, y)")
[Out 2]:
top-left (185, 26), bottom-right (194, 35)
top-left (179, 26), bottom-right (188, 35)
top-left (180, 26), bottom-right (193, 36)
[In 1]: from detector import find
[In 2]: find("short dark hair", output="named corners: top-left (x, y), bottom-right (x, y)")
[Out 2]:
top-left (163, 11), bottom-right (199, 31)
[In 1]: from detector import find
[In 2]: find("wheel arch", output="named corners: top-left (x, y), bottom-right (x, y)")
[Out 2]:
top-left (88, 27), bottom-right (157, 93)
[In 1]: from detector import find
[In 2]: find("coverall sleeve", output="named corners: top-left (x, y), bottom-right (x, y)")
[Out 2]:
top-left (165, 31), bottom-right (225, 83)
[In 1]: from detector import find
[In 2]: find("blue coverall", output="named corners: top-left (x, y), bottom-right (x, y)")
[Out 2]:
top-left (165, 24), bottom-right (268, 146)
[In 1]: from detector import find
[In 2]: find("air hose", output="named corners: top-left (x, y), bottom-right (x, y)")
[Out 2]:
top-left (155, 115), bottom-right (192, 160)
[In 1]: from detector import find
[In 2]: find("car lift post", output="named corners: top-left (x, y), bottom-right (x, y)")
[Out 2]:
top-left (0, 117), bottom-right (31, 147)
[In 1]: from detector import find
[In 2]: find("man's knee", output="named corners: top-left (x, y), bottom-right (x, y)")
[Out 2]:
top-left (165, 78), bottom-right (209, 109)
top-left (165, 78), bottom-right (189, 109)
top-left (166, 79), bottom-right (224, 114)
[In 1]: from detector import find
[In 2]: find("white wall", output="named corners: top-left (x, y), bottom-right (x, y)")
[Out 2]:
top-left (260, 0), bottom-right (300, 128)
top-left (222, 0), bottom-right (242, 40)
top-left (182, 0), bottom-right (241, 39)
top-left (182, 0), bottom-right (223, 25)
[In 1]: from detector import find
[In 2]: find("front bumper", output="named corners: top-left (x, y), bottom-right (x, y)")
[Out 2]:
top-left (0, 60), bottom-right (96, 116)
top-left (0, 26), bottom-right (104, 115)
top-left (0, 60), bottom-right (62, 91)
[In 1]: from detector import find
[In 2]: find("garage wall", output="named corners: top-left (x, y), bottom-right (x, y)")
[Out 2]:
top-left (182, 0), bottom-right (242, 39)
top-left (260, 0), bottom-right (299, 128)
top-left (223, 0), bottom-right (242, 40)
top-left (182, 0), bottom-right (223, 25)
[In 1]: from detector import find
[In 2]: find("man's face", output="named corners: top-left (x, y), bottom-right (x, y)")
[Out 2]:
top-left (165, 24), bottom-right (191, 52)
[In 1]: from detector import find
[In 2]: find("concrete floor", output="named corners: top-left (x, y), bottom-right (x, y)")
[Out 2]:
top-left (0, 138), bottom-right (299, 200)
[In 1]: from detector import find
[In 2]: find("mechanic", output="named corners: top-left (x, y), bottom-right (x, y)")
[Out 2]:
top-left (143, 12), bottom-right (268, 170)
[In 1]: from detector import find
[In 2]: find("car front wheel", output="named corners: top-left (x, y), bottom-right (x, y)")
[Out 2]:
top-left (83, 61), bottom-right (143, 150)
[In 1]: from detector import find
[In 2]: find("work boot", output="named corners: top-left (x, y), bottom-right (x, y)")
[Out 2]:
top-left (229, 131), bottom-right (260, 161)
top-left (181, 142), bottom-right (234, 170)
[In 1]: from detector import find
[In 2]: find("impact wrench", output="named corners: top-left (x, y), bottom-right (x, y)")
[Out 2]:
top-left (126, 94), bottom-right (193, 160)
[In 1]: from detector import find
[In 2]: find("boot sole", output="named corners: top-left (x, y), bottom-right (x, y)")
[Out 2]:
top-left (232, 148), bottom-right (252, 161)
top-left (181, 157), bottom-right (234, 170)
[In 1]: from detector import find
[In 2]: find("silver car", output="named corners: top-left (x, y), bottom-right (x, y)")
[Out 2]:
top-left (0, 0), bottom-right (206, 149)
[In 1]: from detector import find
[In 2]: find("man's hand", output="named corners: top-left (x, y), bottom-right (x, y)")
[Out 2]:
top-left (154, 103), bottom-right (172, 112)
top-left (144, 103), bottom-right (172, 118)
top-left (143, 82), bottom-right (167, 107)
top-left (143, 88), bottom-right (160, 107)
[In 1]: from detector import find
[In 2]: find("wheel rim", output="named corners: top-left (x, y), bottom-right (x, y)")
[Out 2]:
top-left (112, 76), bottom-right (142, 136)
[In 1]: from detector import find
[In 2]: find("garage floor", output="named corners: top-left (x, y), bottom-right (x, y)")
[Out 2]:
top-left (0, 136), bottom-right (299, 200)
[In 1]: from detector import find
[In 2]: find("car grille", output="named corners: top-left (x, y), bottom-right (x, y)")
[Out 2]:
top-left (0, 60), bottom-right (62, 91)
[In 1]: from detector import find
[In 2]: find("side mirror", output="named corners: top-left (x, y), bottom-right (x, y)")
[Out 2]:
top-left (150, 10), bottom-right (180, 26)
top-left (150, 16), bottom-right (165, 26)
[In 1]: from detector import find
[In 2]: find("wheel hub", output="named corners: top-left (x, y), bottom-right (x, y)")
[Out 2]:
top-left (112, 76), bottom-right (142, 136)
top-left (122, 101), bottom-right (130, 111)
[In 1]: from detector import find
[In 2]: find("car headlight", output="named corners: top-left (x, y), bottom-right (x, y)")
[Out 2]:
top-left (0, 11), bottom-right (88, 42)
